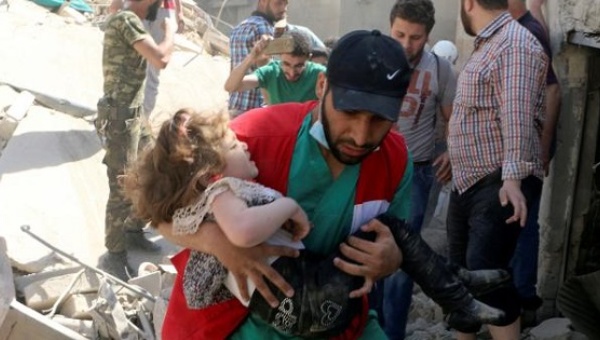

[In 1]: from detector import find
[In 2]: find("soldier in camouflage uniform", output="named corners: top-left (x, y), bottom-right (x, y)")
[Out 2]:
top-left (96, 0), bottom-right (174, 280)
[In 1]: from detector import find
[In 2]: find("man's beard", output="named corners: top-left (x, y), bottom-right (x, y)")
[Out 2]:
top-left (409, 49), bottom-right (424, 66)
top-left (320, 99), bottom-right (380, 165)
top-left (265, 6), bottom-right (283, 22)
top-left (460, 2), bottom-right (476, 37)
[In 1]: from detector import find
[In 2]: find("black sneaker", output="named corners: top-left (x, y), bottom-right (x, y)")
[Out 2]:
top-left (125, 230), bottom-right (161, 253)
top-left (520, 295), bottom-right (542, 328)
top-left (98, 251), bottom-right (135, 281)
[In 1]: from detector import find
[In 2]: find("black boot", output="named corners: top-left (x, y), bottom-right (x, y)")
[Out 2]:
top-left (125, 230), bottom-right (161, 252)
top-left (97, 251), bottom-right (135, 281)
top-left (447, 262), bottom-right (512, 297)
top-left (375, 214), bottom-right (507, 332)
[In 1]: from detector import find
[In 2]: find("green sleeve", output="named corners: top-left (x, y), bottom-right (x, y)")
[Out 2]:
top-left (254, 60), bottom-right (278, 89)
top-left (111, 11), bottom-right (147, 46)
top-left (386, 152), bottom-right (413, 220)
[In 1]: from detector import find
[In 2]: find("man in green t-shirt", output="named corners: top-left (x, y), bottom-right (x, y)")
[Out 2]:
top-left (224, 30), bottom-right (326, 111)
top-left (96, 0), bottom-right (174, 280)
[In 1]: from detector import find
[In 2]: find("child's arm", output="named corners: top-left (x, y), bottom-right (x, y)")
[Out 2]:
top-left (211, 190), bottom-right (310, 248)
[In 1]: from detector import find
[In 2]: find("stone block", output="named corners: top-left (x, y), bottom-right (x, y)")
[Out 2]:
top-left (127, 270), bottom-right (161, 297)
top-left (0, 113), bottom-right (18, 145)
top-left (6, 90), bottom-right (35, 121)
top-left (59, 292), bottom-right (97, 320)
top-left (50, 315), bottom-right (95, 339)
top-left (23, 270), bottom-right (100, 311)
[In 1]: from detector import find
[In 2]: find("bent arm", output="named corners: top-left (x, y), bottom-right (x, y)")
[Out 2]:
top-left (224, 64), bottom-right (260, 93)
top-left (211, 191), bottom-right (301, 247)
top-left (528, 0), bottom-right (549, 34)
top-left (158, 219), bottom-right (223, 252)
top-left (224, 36), bottom-right (269, 92)
top-left (173, 0), bottom-right (185, 33)
top-left (133, 20), bottom-right (174, 69)
top-left (440, 103), bottom-right (452, 123)
top-left (156, 219), bottom-right (299, 305)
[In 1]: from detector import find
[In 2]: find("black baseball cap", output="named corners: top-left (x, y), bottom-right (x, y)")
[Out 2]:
top-left (327, 30), bottom-right (412, 122)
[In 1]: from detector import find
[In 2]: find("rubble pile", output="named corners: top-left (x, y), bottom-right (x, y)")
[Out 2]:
top-left (0, 237), bottom-right (176, 340)
top-left (1, 234), bottom-right (176, 339)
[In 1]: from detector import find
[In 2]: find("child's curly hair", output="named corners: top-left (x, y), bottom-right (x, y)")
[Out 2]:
top-left (123, 108), bottom-right (230, 225)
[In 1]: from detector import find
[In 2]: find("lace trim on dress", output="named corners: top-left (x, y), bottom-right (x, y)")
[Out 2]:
top-left (172, 177), bottom-right (282, 235)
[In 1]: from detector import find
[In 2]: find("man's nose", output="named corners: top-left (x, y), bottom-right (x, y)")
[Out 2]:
top-left (351, 117), bottom-right (372, 147)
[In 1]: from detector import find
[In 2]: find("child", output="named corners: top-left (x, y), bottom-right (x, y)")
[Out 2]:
top-left (124, 109), bottom-right (509, 337)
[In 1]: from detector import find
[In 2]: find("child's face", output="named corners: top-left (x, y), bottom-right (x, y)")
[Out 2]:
top-left (221, 131), bottom-right (259, 180)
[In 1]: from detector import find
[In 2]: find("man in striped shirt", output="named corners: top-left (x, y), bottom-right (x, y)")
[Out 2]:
top-left (228, 0), bottom-right (288, 117)
top-left (447, 0), bottom-right (548, 338)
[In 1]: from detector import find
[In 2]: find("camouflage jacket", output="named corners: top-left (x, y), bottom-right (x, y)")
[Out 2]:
top-left (102, 10), bottom-right (148, 108)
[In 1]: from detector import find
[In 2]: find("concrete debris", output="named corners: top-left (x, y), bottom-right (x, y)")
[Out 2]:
top-left (2, 234), bottom-right (180, 339)
top-left (0, 237), bottom-right (15, 328)
top-left (88, 279), bottom-right (144, 340)
top-left (10, 251), bottom-right (67, 274)
top-left (526, 318), bottom-right (589, 340)
top-left (3, 252), bottom-right (178, 339)
top-left (60, 292), bottom-right (98, 320)
top-left (58, 4), bottom-right (87, 24)
top-left (23, 269), bottom-right (100, 311)
top-left (1, 300), bottom-right (88, 340)
top-left (14, 266), bottom-right (83, 292)
top-left (0, 87), bottom-right (32, 156)
top-left (5, 90), bottom-right (34, 121)
top-left (50, 314), bottom-right (95, 339)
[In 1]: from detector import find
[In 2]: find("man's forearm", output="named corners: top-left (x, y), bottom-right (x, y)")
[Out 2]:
top-left (528, 0), bottom-right (549, 33)
top-left (173, 0), bottom-right (185, 31)
top-left (224, 55), bottom-right (254, 92)
top-left (157, 221), bottom-right (224, 253)
top-left (543, 84), bottom-right (561, 143)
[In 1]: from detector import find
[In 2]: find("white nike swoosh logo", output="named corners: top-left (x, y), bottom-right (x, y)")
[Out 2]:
top-left (387, 69), bottom-right (401, 80)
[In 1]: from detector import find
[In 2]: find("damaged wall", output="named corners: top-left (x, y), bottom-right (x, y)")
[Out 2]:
top-left (536, 0), bottom-right (600, 319)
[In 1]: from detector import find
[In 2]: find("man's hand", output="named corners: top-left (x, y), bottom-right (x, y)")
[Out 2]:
top-left (216, 243), bottom-right (300, 307)
top-left (157, 221), bottom-right (299, 307)
top-left (541, 146), bottom-right (551, 176)
top-left (250, 35), bottom-right (272, 66)
top-left (433, 151), bottom-right (452, 183)
top-left (176, 13), bottom-right (185, 33)
top-left (499, 179), bottom-right (527, 226)
top-left (333, 219), bottom-right (402, 298)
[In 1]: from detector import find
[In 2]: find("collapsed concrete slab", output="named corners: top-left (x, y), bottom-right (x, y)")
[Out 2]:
top-left (0, 300), bottom-right (88, 340)
top-left (0, 105), bottom-right (107, 268)
top-left (23, 270), bottom-right (101, 311)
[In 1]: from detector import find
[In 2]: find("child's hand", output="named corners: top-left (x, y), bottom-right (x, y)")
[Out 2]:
top-left (283, 207), bottom-right (311, 241)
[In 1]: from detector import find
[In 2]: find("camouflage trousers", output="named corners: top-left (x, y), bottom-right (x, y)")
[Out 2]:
top-left (96, 97), bottom-right (152, 253)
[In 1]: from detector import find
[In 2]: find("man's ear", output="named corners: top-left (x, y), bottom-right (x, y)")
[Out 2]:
top-left (315, 72), bottom-right (327, 99)
top-left (463, 0), bottom-right (475, 13)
